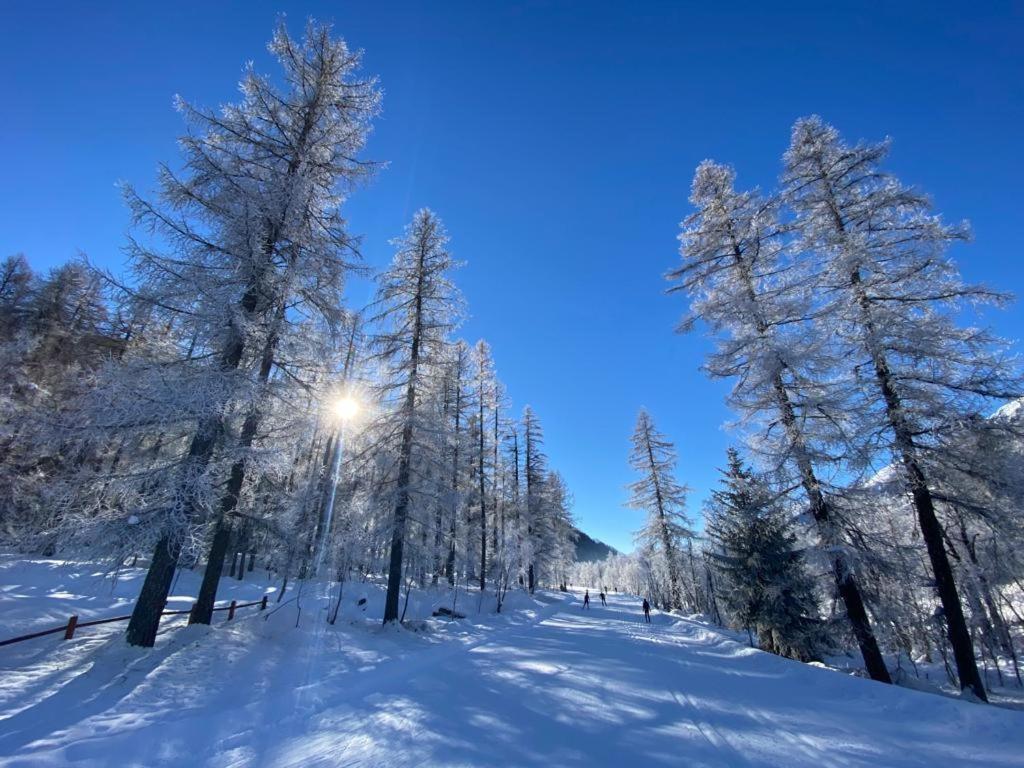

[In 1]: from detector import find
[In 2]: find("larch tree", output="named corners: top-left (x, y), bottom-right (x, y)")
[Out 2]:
top-left (110, 20), bottom-right (379, 644)
top-left (627, 409), bottom-right (693, 611)
top-left (441, 341), bottom-right (471, 584)
top-left (373, 208), bottom-right (462, 624)
top-left (783, 116), bottom-right (1022, 699)
top-left (671, 161), bottom-right (893, 683)
top-left (522, 405), bottom-right (545, 593)
top-left (471, 339), bottom-right (495, 591)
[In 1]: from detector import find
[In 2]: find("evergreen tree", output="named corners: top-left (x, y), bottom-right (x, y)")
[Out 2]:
top-left (706, 449), bottom-right (823, 662)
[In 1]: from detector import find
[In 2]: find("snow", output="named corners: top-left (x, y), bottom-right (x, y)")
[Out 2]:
top-left (991, 396), bottom-right (1024, 423)
top-left (2, 557), bottom-right (1022, 767)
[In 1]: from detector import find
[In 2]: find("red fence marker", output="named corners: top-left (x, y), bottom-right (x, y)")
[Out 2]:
top-left (64, 615), bottom-right (78, 640)
top-left (260, 595), bottom-right (268, 611)
top-left (227, 600), bottom-right (237, 621)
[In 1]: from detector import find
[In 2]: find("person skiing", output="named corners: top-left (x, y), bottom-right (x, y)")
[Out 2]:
top-left (599, 591), bottom-right (607, 607)
top-left (642, 598), bottom-right (651, 623)
top-left (583, 590), bottom-right (591, 609)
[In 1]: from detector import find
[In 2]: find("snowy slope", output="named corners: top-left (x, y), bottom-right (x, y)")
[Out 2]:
top-left (1, 558), bottom-right (1022, 767)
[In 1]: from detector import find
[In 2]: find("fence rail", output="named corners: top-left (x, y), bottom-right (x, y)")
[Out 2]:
top-left (0, 594), bottom-right (270, 649)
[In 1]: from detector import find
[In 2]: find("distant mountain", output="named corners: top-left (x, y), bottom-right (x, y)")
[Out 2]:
top-left (573, 527), bottom-right (619, 562)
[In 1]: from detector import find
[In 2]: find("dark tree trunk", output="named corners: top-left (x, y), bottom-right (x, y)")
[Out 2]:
top-left (190, 307), bottom-right (280, 625)
top-left (384, 241), bottom-right (427, 624)
top-left (126, 419), bottom-right (221, 647)
top-left (479, 398), bottom-right (487, 592)
top-left (907, 461), bottom-right (986, 699)
top-left (643, 421), bottom-right (682, 611)
top-left (445, 371), bottom-right (462, 586)
top-left (125, 535), bottom-right (176, 647)
top-left (383, 433), bottom-right (412, 623)
top-left (730, 243), bottom-right (891, 684)
top-left (848, 267), bottom-right (984, 699)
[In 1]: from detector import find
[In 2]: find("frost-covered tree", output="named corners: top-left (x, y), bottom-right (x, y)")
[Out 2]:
top-left (440, 341), bottom-right (471, 584)
top-left (540, 470), bottom-right (577, 591)
top-left (671, 161), bottom-right (892, 683)
top-left (372, 208), bottom-right (462, 623)
top-left (471, 339), bottom-right (496, 591)
top-left (56, 20), bottom-right (383, 646)
top-left (627, 409), bottom-right (693, 611)
top-left (522, 406), bottom-right (546, 593)
top-left (706, 448), bottom-right (823, 661)
top-left (783, 116), bottom-right (1022, 699)
top-left (0, 257), bottom-right (115, 543)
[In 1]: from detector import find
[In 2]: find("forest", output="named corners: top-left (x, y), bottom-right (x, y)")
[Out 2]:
top-left (2, 16), bottom-right (1023, 758)
top-left (0, 21), bottom-right (576, 647)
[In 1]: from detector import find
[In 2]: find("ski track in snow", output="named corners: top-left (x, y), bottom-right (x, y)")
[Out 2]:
top-left (1, 574), bottom-right (1023, 767)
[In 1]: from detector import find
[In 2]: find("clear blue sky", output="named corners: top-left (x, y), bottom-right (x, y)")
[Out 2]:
top-left (3, 2), bottom-right (1022, 552)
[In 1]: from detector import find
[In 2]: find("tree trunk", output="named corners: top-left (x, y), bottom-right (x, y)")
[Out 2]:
top-left (125, 535), bottom-right (176, 647)
top-left (125, 419), bottom-right (221, 646)
top-left (384, 240), bottom-right (426, 624)
top-left (190, 303), bottom-right (281, 625)
top-left (479, 399), bottom-right (487, 592)
top-left (849, 267), bottom-right (984, 699)
top-left (731, 243), bottom-right (891, 684)
top-left (644, 422), bottom-right (682, 611)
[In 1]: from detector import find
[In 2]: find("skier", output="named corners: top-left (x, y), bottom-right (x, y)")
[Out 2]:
top-left (642, 598), bottom-right (651, 623)
top-left (583, 590), bottom-right (591, 609)
top-left (599, 591), bottom-right (607, 607)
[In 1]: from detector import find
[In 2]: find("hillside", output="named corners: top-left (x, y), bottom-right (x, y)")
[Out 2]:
top-left (573, 527), bottom-right (619, 562)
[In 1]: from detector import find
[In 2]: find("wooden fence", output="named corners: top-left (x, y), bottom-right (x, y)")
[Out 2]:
top-left (0, 594), bottom-right (270, 648)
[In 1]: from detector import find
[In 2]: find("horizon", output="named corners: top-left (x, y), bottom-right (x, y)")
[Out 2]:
top-left (3, 1), bottom-right (1023, 553)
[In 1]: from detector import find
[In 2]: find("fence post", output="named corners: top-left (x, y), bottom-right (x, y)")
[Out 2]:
top-left (227, 600), bottom-right (237, 621)
top-left (64, 615), bottom-right (78, 640)
top-left (260, 594), bottom-right (268, 611)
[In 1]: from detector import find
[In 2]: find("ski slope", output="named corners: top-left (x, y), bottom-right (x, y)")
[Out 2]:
top-left (1, 560), bottom-right (1022, 767)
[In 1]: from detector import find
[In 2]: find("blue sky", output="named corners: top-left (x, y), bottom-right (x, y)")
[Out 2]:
top-left (3, 2), bottom-right (1022, 552)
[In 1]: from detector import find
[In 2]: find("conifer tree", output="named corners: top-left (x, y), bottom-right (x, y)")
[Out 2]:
top-left (522, 406), bottom-right (545, 593)
top-left (373, 209), bottom-right (461, 623)
top-left (627, 409), bottom-right (693, 611)
top-left (706, 449), bottom-right (823, 661)
top-left (672, 161), bottom-right (892, 682)
top-left (471, 339), bottom-right (495, 591)
top-left (113, 21), bottom-right (379, 645)
top-left (783, 116), bottom-right (1022, 699)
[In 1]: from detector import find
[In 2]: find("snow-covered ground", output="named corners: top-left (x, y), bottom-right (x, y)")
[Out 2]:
top-left (1, 557), bottom-right (1022, 767)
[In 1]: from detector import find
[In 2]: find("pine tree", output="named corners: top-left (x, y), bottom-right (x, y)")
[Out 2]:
top-left (627, 409), bottom-right (693, 611)
top-left (706, 449), bottom-right (823, 661)
top-left (783, 116), bottom-right (1022, 699)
